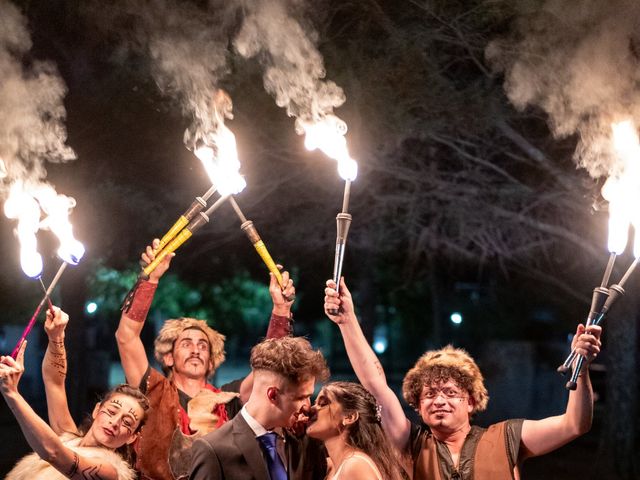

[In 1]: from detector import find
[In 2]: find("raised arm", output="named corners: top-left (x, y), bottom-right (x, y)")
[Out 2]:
top-left (1, 343), bottom-right (121, 480)
top-left (42, 307), bottom-right (77, 435)
top-left (116, 239), bottom-right (173, 387)
top-left (238, 267), bottom-right (296, 403)
top-left (519, 324), bottom-right (602, 459)
top-left (324, 278), bottom-right (411, 451)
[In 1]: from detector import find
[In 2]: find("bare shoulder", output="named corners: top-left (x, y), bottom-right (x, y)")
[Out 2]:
top-left (339, 454), bottom-right (382, 480)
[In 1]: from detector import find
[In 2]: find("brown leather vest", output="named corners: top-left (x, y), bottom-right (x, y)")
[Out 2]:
top-left (414, 421), bottom-right (516, 480)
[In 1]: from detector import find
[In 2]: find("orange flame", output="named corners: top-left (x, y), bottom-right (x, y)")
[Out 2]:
top-left (194, 123), bottom-right (246, 197)
top-left (192, 92), bottom-right (246, 197)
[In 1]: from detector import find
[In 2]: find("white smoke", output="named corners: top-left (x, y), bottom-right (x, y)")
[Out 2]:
top-left (0, 0), bottom-right (75, 191)
top-left (233, 0), bottom-right (346, 134)
top-left (90, 0), bottom-right (235, 145)
top-left (486, 0), bottom-right (640, 178)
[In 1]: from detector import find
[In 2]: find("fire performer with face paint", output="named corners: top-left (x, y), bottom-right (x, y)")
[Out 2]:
top-left (324, 277), bottom-right (602, 480)
top-left (116, 239), bottom-right (297, 480)
top-left (2, 307), bottom-right (149, 480)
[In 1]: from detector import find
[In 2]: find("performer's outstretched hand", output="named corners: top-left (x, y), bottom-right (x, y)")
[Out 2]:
top-left (324, 278), bottom-right (355, 325)
top-left (0, 341), bottom-right (26, 396)
top-left (572, 324), bottom-right (602, 369)
top-left (270, 265), bottom-right (295, 316)
top-left (44, 306), bottom-right (69, 342)
top-left (142, 238), bottom-right (174, 283)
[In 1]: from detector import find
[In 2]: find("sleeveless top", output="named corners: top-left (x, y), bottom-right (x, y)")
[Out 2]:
top-left (5, 433), bottom-right (136, 480)
top-left (410, 419), bottom-right (524, 479)
top-left (330, 452), bottom-right (383, 480)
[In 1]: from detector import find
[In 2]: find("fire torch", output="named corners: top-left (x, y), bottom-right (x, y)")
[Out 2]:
top-left (228, 196), bottom-right (284, 288)
top-left (559, 120), bottom-right (640, 389)
top-left (299, 114), bottom-right (359, 313)
top-left (152, 185), bottom-right (217, 255)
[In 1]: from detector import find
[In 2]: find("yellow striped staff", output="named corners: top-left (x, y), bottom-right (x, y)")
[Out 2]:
top-left (142, 194), bottom-right (229, 278)
top-left (228, 196), bottom-right (284, 288)
top-left (152, 185), bottom-right (217, 255)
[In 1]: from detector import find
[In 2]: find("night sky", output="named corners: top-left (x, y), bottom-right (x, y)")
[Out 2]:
top-left (1, 1), bottom-right (639, 477)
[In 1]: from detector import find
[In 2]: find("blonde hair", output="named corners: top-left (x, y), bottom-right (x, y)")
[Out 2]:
top-left (402, 345), bottom-right (489, 414)
top-left (154, 318), bottom-right (225, 378)
top-left (250, 336), bottom-right (330, 384)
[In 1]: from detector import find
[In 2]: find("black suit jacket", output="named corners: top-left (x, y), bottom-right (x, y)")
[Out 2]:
top-left (189, 413), bottom-right (327, 480)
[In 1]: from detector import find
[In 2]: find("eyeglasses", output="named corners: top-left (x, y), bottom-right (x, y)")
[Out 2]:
top-left (420, 387), bottom-right (467, 402)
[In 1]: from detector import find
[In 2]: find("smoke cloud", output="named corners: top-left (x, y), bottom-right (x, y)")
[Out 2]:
top-left (486, 0), bottom-right (640, 179)
top-left (233, 0), bottom-right (346, 134)
top-left (0, 0), bottom-right (75, 193)
top-left (87, 0), bottom-right (236, 145)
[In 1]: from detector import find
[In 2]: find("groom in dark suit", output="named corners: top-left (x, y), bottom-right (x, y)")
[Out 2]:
top-left (189, 336), bottom-right (330, 480)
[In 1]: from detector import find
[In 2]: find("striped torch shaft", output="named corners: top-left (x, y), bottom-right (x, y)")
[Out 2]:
top-left (240, 220), bottom-right (284, 288)
top-left (142, 194), bottom-right (229, 278)
top-left (153, 186), bottom-right (217, 254)
top-left (143, 213), bottom-right (209, 277)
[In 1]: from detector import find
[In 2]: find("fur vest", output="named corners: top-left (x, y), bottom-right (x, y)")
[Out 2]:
top-left (6, 433), bottom-right (136, 480)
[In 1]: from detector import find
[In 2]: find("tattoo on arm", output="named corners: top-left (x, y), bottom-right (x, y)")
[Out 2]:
top-left (374, 360), bottom-right (385, 377)
top-left (49, 352), bottom-right (67, 377)
top-left (65, 452), bottom-right (79, 478)
top-left (81, 465), bottom-right (106, 480)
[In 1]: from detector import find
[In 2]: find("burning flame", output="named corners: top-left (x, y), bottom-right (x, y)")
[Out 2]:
top-left (194, 124), bottom-right (246, 197)
top-left (300, 114), bottom-right (358, 181)
top-left (4, 181), bottom-right (85, 272)
top-left (34, 184), bottom-right (85, 265)
top-left (4, 182), bottom-right (43, 278)
top-left (603, 120), bottom-right (640, 254)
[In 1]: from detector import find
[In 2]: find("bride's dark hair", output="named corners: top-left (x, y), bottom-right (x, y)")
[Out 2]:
top-left (324, 381), bottom-right (403, 480)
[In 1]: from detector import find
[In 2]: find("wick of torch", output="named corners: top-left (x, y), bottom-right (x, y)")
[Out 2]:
top-left (11, 262), bottom-right (68, 358)
top-left (228, 196), bottom-right (284, 288)
top-left (153, 185), bottom-right (217, 255)
top-left (142, 194), bottom-right (230, 278)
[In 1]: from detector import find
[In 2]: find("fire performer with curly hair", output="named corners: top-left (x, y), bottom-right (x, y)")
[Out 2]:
top-left (116, 239), bottom-right (297, 480)
top-left (190, 336), bottom-right (330, 480)
top-left (325, 277), bottom-right (602, 480)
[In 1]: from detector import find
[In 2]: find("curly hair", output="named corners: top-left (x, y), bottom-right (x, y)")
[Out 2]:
top-left (250, 336), bottom-right (329, 384)
top-left (402, 345), bottom-right (489, 415)
top-left (154, 318), bottom-right (226, 378)
top-left (323, 382), bottom-right (404, 480)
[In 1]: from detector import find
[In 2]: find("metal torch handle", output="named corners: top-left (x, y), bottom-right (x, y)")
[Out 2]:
top-left (333, 242), bottom-right (347, 294)
top-left (557, 313), bottom-right (602, 375)
top-left (566, 355), bottom-right (586, 390)
top-left (328, 242), bottom-right (347, 316)
top-left (565, 311), bottom-right (608, 390)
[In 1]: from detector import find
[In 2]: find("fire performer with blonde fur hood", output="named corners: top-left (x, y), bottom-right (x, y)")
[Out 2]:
top-left (324, 277), bottom-right (602, 479)
top-left (116, 239), bottom-right (296, 480)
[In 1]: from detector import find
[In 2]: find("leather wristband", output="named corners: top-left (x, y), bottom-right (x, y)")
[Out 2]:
top-left (266, 312), bottom-right (293, 338)
top-left (121, 279), bottom-right (158, 322)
